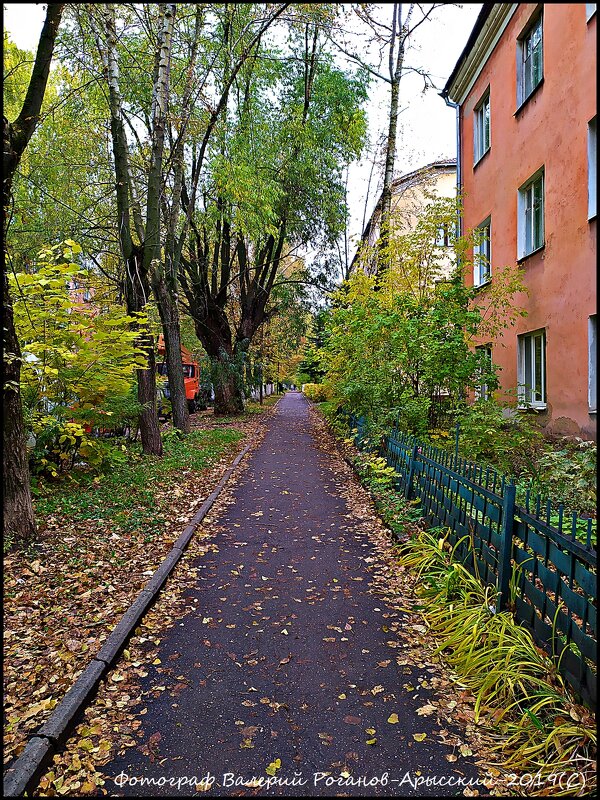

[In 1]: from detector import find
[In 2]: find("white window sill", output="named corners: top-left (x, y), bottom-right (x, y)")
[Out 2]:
top-left (515, 77), bottom-right (544, 116)
top-left (517, 244), bottom-right (545, 263)
top-left (588, 211), bottom-right (597, 221)
top-left (474, 148), bottom-right (491, 168)
top-left (517, 404), bottom-right (547, 412)
top-left (474, 278), bottom-right (492, 289)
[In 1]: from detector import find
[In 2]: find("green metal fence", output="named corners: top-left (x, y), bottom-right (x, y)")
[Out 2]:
top-left (348, 414), bottom-right (597, 709)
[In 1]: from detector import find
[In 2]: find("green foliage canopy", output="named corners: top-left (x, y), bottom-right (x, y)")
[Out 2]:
top-left (318, 197), bottom-right (528, 434)
top-left (11, 241), bottom-right (147, 415)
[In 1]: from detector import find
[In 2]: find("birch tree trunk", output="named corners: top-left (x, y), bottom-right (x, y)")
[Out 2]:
top-left (98, 4), bottom-right (167, 455)
top-left (153, 275), bottom-right (192, 419)
top-left (156, 5), bottom-right (206, 432)
top-left (2, 3), bottom-right (65, 544)
top-left (378, 2), bottom-right (409, 273)
top-left (142, 4), bottom-right (188, 434)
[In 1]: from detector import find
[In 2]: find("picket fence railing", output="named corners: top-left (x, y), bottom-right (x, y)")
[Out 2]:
top-left (348, 413), bottom-right (597, 709)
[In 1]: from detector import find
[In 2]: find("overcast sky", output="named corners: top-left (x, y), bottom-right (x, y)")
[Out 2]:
top-left (3, 2), bottom-right (482, 261)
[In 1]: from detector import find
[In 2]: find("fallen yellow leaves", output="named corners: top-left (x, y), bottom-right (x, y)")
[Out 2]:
top-left (387, 713), bottom-right (399, 724)
top-left (413, 733), bottom-right (427, 742)
top-left (19, 697), bottom-right (57, 721)
top-left (4, 418), bottom-right (264, 771)
top-left (265, 758), bottom-right (281, 776)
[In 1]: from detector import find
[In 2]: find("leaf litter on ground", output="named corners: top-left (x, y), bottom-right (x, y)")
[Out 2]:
top-left (3, 403), bottom-right (276, 777)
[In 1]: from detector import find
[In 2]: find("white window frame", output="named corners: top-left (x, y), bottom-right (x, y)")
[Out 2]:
top-left (589, 315), bottom-right (597, 413)
top-left (589, 117), bottom-right (597, 220)
top-left (586, 4), bottom-right (596, 21)
top-left (518, 329), bottom-right (546, 409)
top-left (473, 89), bottom-right (491, 164)
top-left (517, 10), bottom-right (543, 107)
top-left (473, 217), bottom-right (491, 286)
top-left (475, 344), bottom-right (493, 401)
top-left (434, 223), bottom-right (451, 247)
top-left (518, 168), bottom-right (544, 259)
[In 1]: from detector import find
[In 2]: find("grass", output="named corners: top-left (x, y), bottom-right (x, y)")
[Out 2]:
top-left (32, 428), bottom-right (243, 539)
top-left (3, 422), bottom-right (250, 770)
top-left (398, 529), bottom-right (596, 795)
top-left (199, 393), bottom-right (282, 425)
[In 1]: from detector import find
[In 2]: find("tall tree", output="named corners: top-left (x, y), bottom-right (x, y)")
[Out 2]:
top-left (154, 5), bottom-right (206, 426)
top-left (3, 3), bottom-right (65, 544)
top-left (87, 3), bottom-right (290, 427)
top-left (175, 2), bottom-right (293, 415)
top-left (179, 11), bottom-right (367, 414)
top-left (93, 4), bottom-right (181, 454)
top-left (326, 3), bottom-right (443, 274)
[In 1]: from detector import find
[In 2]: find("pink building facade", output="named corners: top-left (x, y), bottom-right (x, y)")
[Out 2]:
top-left (443, 3), bottom-right (596, 440)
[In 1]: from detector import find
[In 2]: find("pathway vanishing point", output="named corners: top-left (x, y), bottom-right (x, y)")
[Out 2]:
top-left (96, 392), bottom-right (484, 796)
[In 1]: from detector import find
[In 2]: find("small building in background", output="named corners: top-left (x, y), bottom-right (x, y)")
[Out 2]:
top-left (442, 3), bottom-right (596, 440)
top-left (351, 158), bottom-right (457, 277)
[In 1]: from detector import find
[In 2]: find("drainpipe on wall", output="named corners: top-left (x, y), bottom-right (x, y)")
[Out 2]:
top-left (441, 92), bottom-right (462, 239)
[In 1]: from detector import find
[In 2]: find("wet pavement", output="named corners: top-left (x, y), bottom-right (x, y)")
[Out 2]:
top-left (100, 392), bottom-right (484, 796)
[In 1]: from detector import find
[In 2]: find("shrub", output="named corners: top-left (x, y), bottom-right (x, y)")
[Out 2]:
top-left (453, 400), bottom-right (544, 476)
top-left (27, 413), bottom-right (124, 479)
top-left (355, 452), bottom-right (397, 490)
top-left (395, 393), bottom-right (432, 438)
top-left (302, 383), bottom-right (330, 402)
top-left (518, 438), bottom-right (597, 516)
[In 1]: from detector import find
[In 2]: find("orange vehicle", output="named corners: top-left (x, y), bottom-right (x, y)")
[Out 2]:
top-left (156, 335), bottom-right (205, 413)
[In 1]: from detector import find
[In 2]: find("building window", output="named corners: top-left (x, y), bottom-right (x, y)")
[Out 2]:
top-left (589, 117), bottom-right (597, 219)
top-left (518, 11), bottom-right (543, 106)
top-left (435, 223), bottom-right (452, 246)
top-left (473, 217), bottom-right (491, 285)
top-left (586, 4), bottom-right (596, 21)
top-left (518, 329), bottom-right (546, 408)
top-left (475, 344), bottom-right (493, 401)
top-left (518, 168), bottom-right (544, 258)
top-left (474, 89), bottom-right (490, 164)
top-left (590, 315), bottom-right (597, 412)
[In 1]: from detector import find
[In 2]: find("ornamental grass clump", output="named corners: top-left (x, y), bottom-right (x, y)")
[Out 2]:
top-left (399, 529), bottom-right (596, 796)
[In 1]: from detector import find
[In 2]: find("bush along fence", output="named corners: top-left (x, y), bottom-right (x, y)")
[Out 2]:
top-left (347, 413), bottom-right (597, 710)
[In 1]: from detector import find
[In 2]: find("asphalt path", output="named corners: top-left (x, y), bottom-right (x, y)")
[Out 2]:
top-left (100, 392), bottom-right (483, 797)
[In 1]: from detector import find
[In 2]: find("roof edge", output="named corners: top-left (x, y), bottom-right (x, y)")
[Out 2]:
top-left (351, 159), bottom-right (458, 262)
top-left (442, 4), bottom-right (517, 105)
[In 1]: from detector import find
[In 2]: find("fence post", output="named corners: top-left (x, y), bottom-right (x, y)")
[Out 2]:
top-left (381, 433), bottom-right (389, 462)
top-left (356, 415), bottom-right (365, 449)
top-left (497, 482), bottom-right (516, 611)
top-left (404, 444), bottom-right (419, 501)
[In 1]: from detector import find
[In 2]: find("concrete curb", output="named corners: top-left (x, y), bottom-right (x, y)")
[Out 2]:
top-left (3, 435), bottom-right (256, 797)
